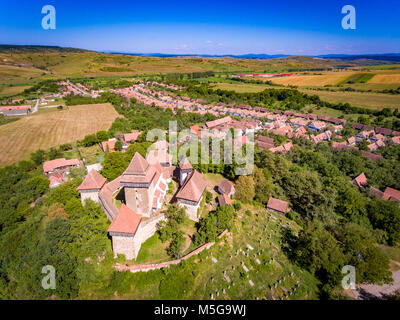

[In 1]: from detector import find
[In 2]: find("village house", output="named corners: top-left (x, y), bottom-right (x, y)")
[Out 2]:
top-left (311, 131), bottom-right (332, 144)
top-left (382, 187), bottom-right (400, 203)
top-left (204, 116), bottom-right (232, 130)
top-left (217, 179), bottom-right (235, 198)
top-left (347, 136), bottom-right (356, 145)
top-left (218, 193), bottom-right (232, 207)
top-left (266, 197), bottom-right (289, 215)
top-left (123, 130), bottom-right (142, 145)
top-left (49, 174), bottom-right (63, 189)
top-left (353, 173), bottom-right (368, 189)
top-left (308, 121), bottom-right (326, 132)
top-left (43, 158), bottom-right (80, 175)
top-left (356, 130), bottom-right (375, 141)
top-left (101, 139), bottom-right (117, 153)
top-left (0, 105), bottom-right (31, 116)
top-left (270, 142), bottom-right (293, 154)
top-left (392, 136), bottom-right (400, 145)
top-left (361, 150), bottom-right (383, 162)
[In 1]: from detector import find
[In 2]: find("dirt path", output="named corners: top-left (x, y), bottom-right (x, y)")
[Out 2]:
top-left (350, 270), bottom-right (400, 300)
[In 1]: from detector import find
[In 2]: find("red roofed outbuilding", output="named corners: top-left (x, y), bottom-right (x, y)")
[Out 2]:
top-left (267, 197), bottom-right (289, 215)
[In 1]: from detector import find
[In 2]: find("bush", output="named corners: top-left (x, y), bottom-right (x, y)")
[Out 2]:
top-left (233, 202), bottom-right (242, 211)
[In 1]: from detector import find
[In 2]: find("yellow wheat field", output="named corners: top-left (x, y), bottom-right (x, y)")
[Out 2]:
top-left (368, 73), bottom-right (400, 84)
top-left (269, 72), bottom-right (355, 86)
top-left (0, 103), bottom-right (119, 167)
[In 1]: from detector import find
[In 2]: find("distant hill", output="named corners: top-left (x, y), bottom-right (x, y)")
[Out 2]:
top-left (0, 44), bottom-right (91, 53)
top-left (318, 53), bottom-right (400, 62)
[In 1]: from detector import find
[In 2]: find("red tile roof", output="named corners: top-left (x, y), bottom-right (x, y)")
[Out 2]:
top-left (353, 173), bottom-right (368, 188)
top-left (218, 193), bottom-right (232, 206)
top-left (146, 149), bottom-right (172, 166)
top-left (382, 187), bottom-right (400, 202)
top-left (0, 105), bottom-right (31, 112)
top-left (43, 158), bottom-right (80, 173)
top-left (101, 140), bottom-right (116, 152)
top-left (218, 179), bottom-right (235, 195)
top-left (257, 135), bottom-right (274, 144)
top-left (361, 150), bottom-right (383, 162)
top-left (205, 116), bottom-right (232, 129)
top-left (123, 131), bottom-right (142, 143)
top-left (78, 169), bottom-right (107, 190)
top-left (176, 170), bottom-right (207, 203)
top-left (108, 204), bottom-right (142, 234)
top-left (267, 197), bottom-right (289, 213)
top-left (125, 152), bottom-right (149, 175)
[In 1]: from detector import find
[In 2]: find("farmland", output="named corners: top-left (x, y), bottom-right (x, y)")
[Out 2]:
top-left (269, 72), bottom-right (353, 86)
top-left (299, 89), bottom-right (400, 110)
top-left (0, 103), bottom-right (119, 167)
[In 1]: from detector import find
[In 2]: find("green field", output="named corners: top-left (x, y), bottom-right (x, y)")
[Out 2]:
top-left (338, 73), bottom-right (376, 85)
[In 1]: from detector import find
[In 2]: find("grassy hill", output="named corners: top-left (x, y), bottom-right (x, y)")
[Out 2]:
top-left (0, 45), bottom-right (393, 88)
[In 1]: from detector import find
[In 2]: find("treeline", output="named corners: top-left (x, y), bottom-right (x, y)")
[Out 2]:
top-left (160, 71), bottom-right (215, 82)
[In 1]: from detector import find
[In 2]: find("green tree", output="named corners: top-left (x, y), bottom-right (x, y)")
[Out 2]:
top-left (96, 130), bottom-right (110, 142)
top-left (367, 199), bottom-right (400, 245)
top-left (101, 152), bottom-right (129, 180)
top-left (235, 175), bottom-right (255, 203)
top-left (338, 223), bottom-right (392, 284)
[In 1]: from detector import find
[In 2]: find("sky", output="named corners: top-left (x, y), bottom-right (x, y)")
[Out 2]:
top-left (0, 0), bottom-right (399, 55)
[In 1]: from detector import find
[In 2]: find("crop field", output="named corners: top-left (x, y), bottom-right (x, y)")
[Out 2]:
top-left (0, 85), bottom-right (31, 97)
top-left (338, 73), bottom-right (376, 85)
top-left (369, 72), bottom-right (400, 84)
top-left (300, 89), bottom-right (400, 110)
top-left (268, 72), bottom-right (354, 86)
top-left (213, 82), bottom-right (274, 93)
top-left (0, 103), bottom-right (119, 167)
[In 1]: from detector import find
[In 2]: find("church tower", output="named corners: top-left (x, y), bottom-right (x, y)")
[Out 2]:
top-left (178, 157), bottom-right (193, 186)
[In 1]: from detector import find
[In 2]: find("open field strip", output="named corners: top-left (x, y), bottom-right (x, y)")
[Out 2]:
top-left (369, 73), bottom-right (400, 84)
top-left (213, 82), bottom-right (274, 93)
top-left (299, 89), bottom-right (400, 110)
top-left (0, 103), bottom-right (119, 167)
top-left (268, 72), bottom-right (354, 86)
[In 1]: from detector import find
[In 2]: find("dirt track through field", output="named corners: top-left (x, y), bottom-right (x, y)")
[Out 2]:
top-left (0, 103), bottom-right (119, 167)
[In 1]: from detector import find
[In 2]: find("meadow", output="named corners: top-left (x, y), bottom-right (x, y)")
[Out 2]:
top-left (299, 89), bottom-right (400, 110)
top-left (0, 103), bottom-right (119, 167)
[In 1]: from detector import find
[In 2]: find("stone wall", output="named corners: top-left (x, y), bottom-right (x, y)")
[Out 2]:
top-left (80, 189), bottom-right (100, 204)
top-left (114, 229), bottom-right (228, 273)
top-left (131, 213), bottom-right (166, 259)
top-left (112, 234), bottom-right (136, 260)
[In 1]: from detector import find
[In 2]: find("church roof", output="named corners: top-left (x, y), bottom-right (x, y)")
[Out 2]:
top-left (124, 152), bottom-right (149, 175)
top-left (176, 170), bottom-right (207, 203)
top-left (78, 169), bottom-right (107, 191)
top-left (108, 204), bottom-right (142, 234)
top-left (179, 157), bottom-right (193, 170)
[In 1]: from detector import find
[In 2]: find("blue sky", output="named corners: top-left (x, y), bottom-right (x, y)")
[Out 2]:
top-left (0, 0), bottom-right (399, 55)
